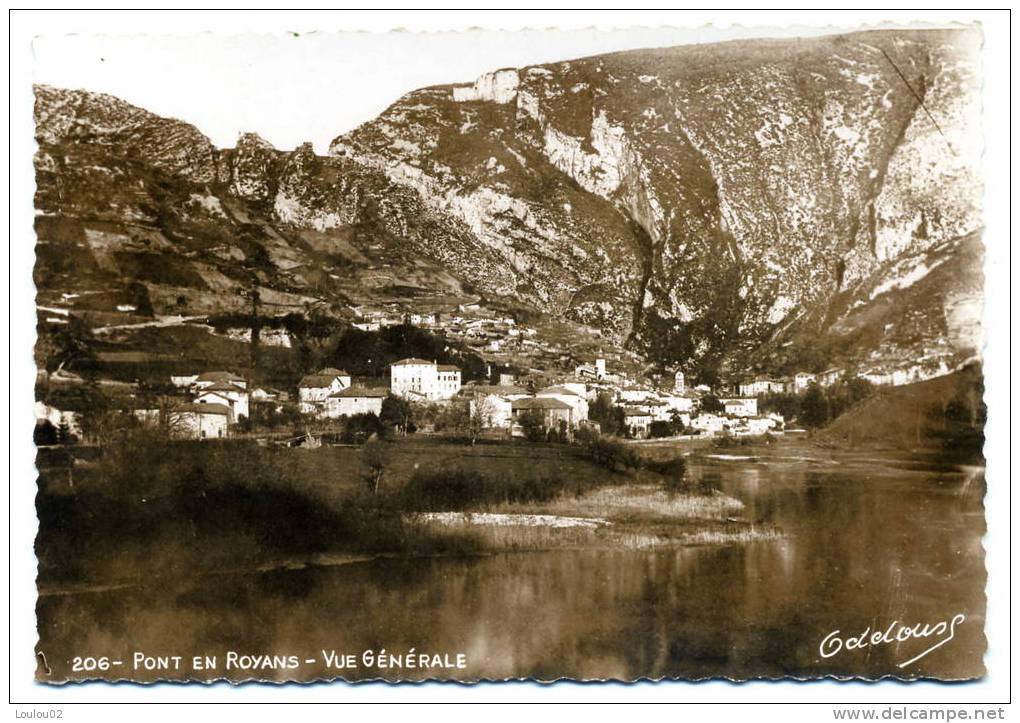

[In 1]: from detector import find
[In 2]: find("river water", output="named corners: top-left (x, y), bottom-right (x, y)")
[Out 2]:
top-left (36, 444), bottom-right (985, 683)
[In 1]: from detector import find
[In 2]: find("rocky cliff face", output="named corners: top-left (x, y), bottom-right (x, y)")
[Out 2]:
top-left (331, 29), bottom-right (982, 367)
top-left (32, 27), bottom-right (983, 379)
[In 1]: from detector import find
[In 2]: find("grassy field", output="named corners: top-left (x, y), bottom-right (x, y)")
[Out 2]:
top-left (821, 364), bottom-right (984, 461)
top-left (276, 438), bottom-right (654, 503)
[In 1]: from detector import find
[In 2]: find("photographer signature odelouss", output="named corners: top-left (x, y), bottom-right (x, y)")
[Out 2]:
top-left (819, 613), bottom-right (966, 668)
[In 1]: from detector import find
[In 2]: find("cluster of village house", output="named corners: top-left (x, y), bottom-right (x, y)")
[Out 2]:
top-left (349, 303), bottom-right (540, 356)
top-left (45, 356), bottom-right (788, 441)
top-left (37, 353), bottom-right (794, 442)
top-left (289, 356), bottom-right (790, 440)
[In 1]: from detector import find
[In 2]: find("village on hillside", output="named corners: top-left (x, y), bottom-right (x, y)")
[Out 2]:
top-left (36, 303), bottom-right (896, 448)
top-left (35, 275), bottom-right (971, 449)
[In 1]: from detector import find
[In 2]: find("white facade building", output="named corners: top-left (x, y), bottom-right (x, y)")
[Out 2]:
top-left (619, 387), bottom-right (654, 403)
top-left (437, 365), bottom-right (463, 399)
top-left (690, 413), bottom-right (727, 434)
top-left (623, 407), bottom-right (653, 438)
top-left (34, 402), bottom-right (83, 439)
top-left (739, 379), bottom-right (773, 397)
top-left (195, 384), bottom-right (249, 422)
top-left (722, 398), bottom-right (758, 418)
top-left (389, 359), bottom-right (462, 401)
top-left (793, 372), bottom-right (817, 391)
top-left (661, 394), bottom-right (695, 413)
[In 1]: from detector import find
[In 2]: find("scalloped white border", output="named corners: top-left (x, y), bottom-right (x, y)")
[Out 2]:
top-left (6, 8), bottom-right (1012, 711)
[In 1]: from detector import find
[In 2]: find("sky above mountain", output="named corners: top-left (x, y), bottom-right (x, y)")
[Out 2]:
top-left (34, 25), bottom-right (875, 153)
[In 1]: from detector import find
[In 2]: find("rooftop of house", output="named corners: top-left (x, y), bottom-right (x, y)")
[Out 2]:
top-left (623, 406), bottom-right (653, 417)
top-left (177, 402), bottom-right (230, 416)
top-left (511, 397), bottom-right (571, 411)
top-left (391, 358), bottom-right (435, 367)
top-left (437, 364), bottom-right (461, 373)
top-left (199, 382), bottom-right (246, 393)
top-left (536, 385), bottom-right (582, 397)
top-left (461, 384), bottom-right (530, 396)
top-left (196, 371), bottom-right (245, 383)
top-left (329, 386), bottom-right (389, 399)
top-left (318, 367), bottom-right (350, 377)
top-left (299, 374), bottom-right (343, 388)
top-left (194, 389), bottom-right (233, 402)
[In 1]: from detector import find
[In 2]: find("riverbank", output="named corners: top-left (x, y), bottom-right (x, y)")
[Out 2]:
top-left (35, 434), bottom-right (775, 590)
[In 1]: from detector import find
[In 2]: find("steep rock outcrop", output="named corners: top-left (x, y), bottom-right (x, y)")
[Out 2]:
top-left (227, 132), bottom-right (281, 203)
top-left (34, 84), bottom-right (219, 183)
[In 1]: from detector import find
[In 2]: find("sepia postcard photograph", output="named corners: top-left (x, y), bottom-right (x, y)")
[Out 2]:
top-left (8, 7), bottom-right (1013, 712)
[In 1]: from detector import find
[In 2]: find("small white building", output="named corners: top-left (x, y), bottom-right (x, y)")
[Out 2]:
top-left (557, 382), bottom-right (588, 398)
top-left (747, 417), bottom-right (777, 435)
top-left (793, 372), bottom-right (817, 391)
top-left (463, 384), bottom-right (530, 429)
top-left (298, 368), bottom-right (351, 414)
top-left (674, 370), bottom-right (686, 394)
top-left (407, 312), bottom-right (438, 327)
top-left (195, 382), bottom-right (249, 421)
top-left (722, 397), bottom-right (758, 418)
top-left (324, 386), bottom-right (388, 418)
top-left (644, 399), bottom-right (674, 422)
top-left (622, 407), bottom-right (653, 438)
top-left (738, 378), bottom-right (774, 397)
top-left (171, 403), bottom-right (230, 439)
top-left (250, 387), bottom-right (280, 403)
top-left (575, 358), bottom-right (607, 381)
top-left (661, 393), bottom-right (695, 413)
top-left (690, 413), bottom-right (727, 434)
top-left (819, 368), bottom-right (843, 387)
top-left (536, 385), bottom-right (589, 424)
